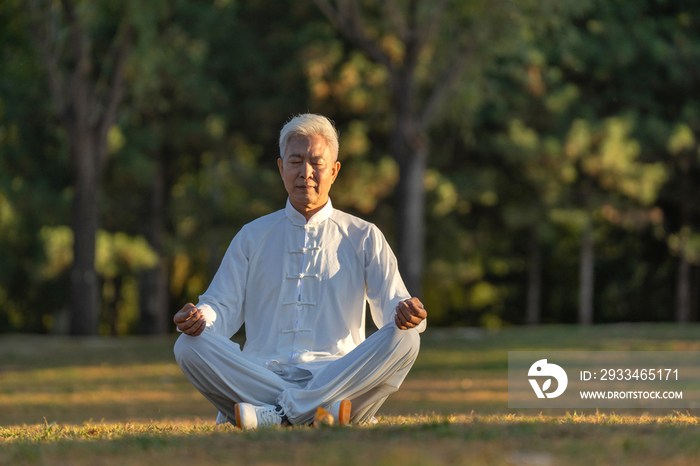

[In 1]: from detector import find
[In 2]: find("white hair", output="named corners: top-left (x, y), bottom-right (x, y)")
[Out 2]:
top-left (279, 113), bottom-right (339, 162)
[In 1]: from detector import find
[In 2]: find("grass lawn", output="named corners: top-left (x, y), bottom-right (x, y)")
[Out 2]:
top-left (1, 324), bottom-right (700, 465)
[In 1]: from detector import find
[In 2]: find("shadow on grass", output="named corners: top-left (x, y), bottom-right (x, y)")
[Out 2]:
top-left (2, 414), bottom-right (700, 466)
top-left (2, 324), bottom-right (700, 426)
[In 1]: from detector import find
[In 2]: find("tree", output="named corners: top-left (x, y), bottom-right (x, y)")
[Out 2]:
top-left (545, 0), bottom-right (700, 323)
top-left (666, 125), bottom-right (700, 323)
top-left (28, 0), bottom-right (132, 335)
top-left (312, 0), bottom-right (488, 295)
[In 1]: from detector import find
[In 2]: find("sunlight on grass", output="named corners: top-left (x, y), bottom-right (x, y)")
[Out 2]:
top-left (2, 325), bottom-right (700, 464)
top-left (2, 412), bottom-right (699, 441)
top-left (2, 413), bottom-right (700, 465)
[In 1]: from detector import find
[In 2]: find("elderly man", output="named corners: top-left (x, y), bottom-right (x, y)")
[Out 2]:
top-left (173, 114), bottom-right (427, 429)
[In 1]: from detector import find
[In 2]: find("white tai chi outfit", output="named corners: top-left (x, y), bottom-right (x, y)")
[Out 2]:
top-left (174, 198), bottom-right (425, 425)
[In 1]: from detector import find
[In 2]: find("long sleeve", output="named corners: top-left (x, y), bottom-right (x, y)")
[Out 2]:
top-left (363, 225), bottom-right (426, 333)
top-left (196, 229), bottom-right (248, 338)
top-left (187, 202), bottom-right (422, 370)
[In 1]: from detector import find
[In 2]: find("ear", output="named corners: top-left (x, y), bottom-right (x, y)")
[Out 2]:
top-left (277, 157), bottom-right (284, 178)
top-left (330, 161), bottom-right (341, 184)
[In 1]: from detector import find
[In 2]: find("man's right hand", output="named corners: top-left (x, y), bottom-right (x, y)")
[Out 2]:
top-left (174, 303), bottom-right (207, 336)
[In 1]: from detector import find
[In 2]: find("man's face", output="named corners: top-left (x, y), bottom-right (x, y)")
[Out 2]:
top-left (278, 134), bottom-right (341, 218)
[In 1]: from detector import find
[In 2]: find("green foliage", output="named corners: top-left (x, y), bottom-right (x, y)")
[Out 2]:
top-left (2, 0), bottom-right (700, 331)
top-left (39, 226), bottom-right (158, 334)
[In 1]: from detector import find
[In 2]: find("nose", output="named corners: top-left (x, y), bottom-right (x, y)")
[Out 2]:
top-left (299, 161), bottom-right (313, 179)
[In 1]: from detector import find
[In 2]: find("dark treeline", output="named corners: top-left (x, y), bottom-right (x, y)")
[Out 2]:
top-left (0, 0), bottom-right (699, 335)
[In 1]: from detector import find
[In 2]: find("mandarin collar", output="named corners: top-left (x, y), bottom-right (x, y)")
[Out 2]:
top-left (285, 198), bottom-right (334, 226)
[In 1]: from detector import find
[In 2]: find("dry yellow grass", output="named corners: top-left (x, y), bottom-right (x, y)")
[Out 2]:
top-left (1, 325), bottom-right (700, 465)
top-left (2, 413), bottom-right (700, 466)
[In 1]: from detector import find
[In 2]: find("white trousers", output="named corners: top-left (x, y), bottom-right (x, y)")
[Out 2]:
top-left (174, 325), bottom-right (420, 425)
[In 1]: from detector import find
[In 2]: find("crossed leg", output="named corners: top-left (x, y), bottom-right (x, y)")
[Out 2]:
top-left (174, 325), bottom-right (420, 425)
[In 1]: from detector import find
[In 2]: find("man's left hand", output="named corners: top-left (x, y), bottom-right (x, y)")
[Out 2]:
top-left (395, 297), bottom-right (427, 330)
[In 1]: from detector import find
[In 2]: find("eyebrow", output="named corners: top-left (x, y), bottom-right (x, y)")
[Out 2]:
top-left (286, 154), bottom-right (325, 162)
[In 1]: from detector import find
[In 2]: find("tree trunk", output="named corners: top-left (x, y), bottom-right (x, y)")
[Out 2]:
top-left (107, 275), bottom-right (123, 336)
top-left (139, 154), bottom-right (169, 334)
top-left (676, 249), bottom-right (691, 323)
top-left (69, 140), bottom-right (101, 335)
top-left (526, 232), bottom-right (542, 325)
top-left (392, 118), bottom-right (428, 298)
top-left (139, 265), bottom-right (169, 334)
top-left (676, 200), bottom-right (692, 323)
top-left (692, 265), bottom-right (700, 322)
top-left (30, 0), bottom-right (131, 336)
top-left (578, 224), bottom-right (594, 325)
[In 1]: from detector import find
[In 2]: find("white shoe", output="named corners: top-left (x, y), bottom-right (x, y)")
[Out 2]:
top-left (234, 403), bottom-right (285, 429)
top-left (329, 399), bottom-right (352, 425)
